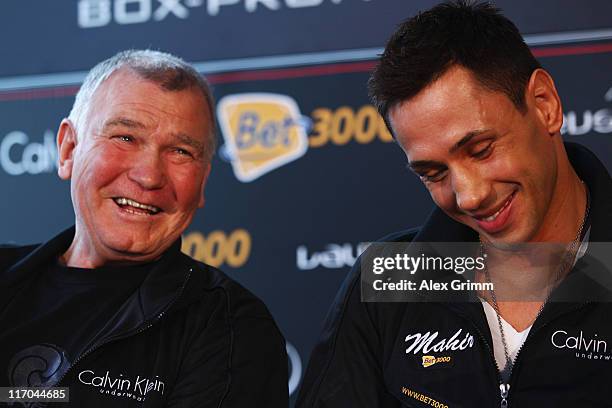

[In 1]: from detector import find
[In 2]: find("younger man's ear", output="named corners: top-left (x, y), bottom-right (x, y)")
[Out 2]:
top-left (526, 68), bottom-right (563, 136)
top-left (57, 119), bottom-right (78, 180)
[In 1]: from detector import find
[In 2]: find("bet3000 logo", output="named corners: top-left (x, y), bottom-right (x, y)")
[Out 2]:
top-left (182, 229), bottom-right (251, 268)
top-left (217, 93), bottom-right (309, 182)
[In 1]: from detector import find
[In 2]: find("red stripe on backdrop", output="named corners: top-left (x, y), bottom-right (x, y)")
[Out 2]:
top-left (0, 42), bottom-right (610, 102)
top-left (532, 42), bottom-right (612, 58)
top-left (207, 61), bottom-right (377, 84)
top-left (0, 86), bottom-right (80, 102)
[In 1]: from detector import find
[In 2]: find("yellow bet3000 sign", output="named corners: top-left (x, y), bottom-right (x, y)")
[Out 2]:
top-left (217, 93), bottom-right (309, 182)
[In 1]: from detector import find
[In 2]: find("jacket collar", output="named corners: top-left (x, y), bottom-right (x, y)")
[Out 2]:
top-left (566, 142), bottom-right (612, 242)
top-left (5, 226), bottom-right (191, 343)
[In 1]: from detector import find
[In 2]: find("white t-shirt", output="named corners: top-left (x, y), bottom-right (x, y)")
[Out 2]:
top-left (482, 300), bottom-right (531, 374)
top-left (482, 229), bottom-right (590, 375)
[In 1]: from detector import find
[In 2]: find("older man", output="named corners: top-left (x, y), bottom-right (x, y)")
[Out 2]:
top-left (298, 1), bottom-right (611, 407)
top-left (0, 50), bottom-right (288, 407)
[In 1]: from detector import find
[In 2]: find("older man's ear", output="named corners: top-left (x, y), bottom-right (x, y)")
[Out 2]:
top-left (57, 119), bottom-right (78, 180)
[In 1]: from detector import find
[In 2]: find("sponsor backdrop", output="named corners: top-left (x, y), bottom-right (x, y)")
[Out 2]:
top-left (1, 0), bottom-right (611, 404)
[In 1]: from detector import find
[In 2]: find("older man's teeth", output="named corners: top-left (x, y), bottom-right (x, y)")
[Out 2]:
top-left (483, 196), bottom-right (512, 222)
top-left (114, 197), bottom-right (160, 214)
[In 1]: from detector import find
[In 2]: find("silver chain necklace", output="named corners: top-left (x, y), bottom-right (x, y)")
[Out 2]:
top-left (481, 182), bottom-right (590, 378)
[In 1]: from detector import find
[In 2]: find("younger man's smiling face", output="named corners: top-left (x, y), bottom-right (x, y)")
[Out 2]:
top-left (389, 65), bottom-right (560, 245)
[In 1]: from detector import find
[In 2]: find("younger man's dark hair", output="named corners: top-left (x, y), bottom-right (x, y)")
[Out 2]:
top-left (368, 0), bottom-right (541, 134)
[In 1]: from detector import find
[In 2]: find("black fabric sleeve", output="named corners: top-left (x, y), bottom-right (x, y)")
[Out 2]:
top-left (219, 315), bottom-right (289, 407)
top-left (0, 244), bottom-right (36, 273)
top-left (295, 262), bottom-right (401, 408)
top-left (165, 297), bottom-right (289, 408)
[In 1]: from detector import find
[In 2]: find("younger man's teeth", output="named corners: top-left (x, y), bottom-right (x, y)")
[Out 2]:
top-left (484, 212), bottom-right (499, 222)
top-left (114, 197), bottom-right (160, 213)
top-left (483, 197), bottom-right (511, 222)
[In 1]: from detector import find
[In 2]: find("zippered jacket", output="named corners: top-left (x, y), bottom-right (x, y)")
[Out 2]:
top-left (296, 143), bottom-right (612, 408)
top-left (0, 228), bottom-right (289, 407)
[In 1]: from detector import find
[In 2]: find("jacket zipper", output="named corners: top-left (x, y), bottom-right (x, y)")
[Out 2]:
top-left (494, 222), bottom-right (593, 405)
top-left (499, 383), bottom-right (509, 408)
top-left (51, 267), bottom-right (193, 394)
top-left (502, 301), bottom-right (591, 405)
top-left (455, 300), bottom-right (590, 407)
top-left (467, 318), bottom-right (507, 407)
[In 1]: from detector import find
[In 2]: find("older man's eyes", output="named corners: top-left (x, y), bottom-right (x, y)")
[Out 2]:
top-left (110, 134), bottom-right (135, 143)
top-left (173, 147), bottom-right (194, 157)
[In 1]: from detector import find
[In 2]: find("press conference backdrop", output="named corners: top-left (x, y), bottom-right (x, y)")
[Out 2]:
top-left (0, 0), bottom-right (611, 403)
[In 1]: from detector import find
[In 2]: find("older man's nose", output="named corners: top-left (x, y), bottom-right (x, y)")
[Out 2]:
top-left (128, 154), bottom-right (166, 190)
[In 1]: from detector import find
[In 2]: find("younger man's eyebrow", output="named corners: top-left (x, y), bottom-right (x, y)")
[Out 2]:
top-left (408, 129), bottom-right (494, 170)
top-left (449, 129), bottom-right (491, 154)
top-left (407, 159), bottom-right (445, 171)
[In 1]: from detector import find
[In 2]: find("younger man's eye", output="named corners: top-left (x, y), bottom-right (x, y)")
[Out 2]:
top-left (420, 170), bottom-right (446, 183)
top-left (472, 142), bottom-right (493, 158)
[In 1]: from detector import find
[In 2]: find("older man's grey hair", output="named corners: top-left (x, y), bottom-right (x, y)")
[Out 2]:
top-left (68, 49), bottom-right (216, 160)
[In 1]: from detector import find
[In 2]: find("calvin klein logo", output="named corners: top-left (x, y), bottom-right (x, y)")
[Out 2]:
top-left (78, 369), bottom-right (165, 402)
top-left (551, 330), bottom-right (607, 352)
top-left (551, 330), bottom-right (612, 361)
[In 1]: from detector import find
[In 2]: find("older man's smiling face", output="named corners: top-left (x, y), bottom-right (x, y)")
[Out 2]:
top-left (58, 68), bottom-right (212, 267)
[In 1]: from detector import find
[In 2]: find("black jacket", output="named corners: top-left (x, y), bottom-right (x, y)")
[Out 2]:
top-left (0, 228), bottom-right (289, 407)
top-left (297, 143), bottom-right (612, 408)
